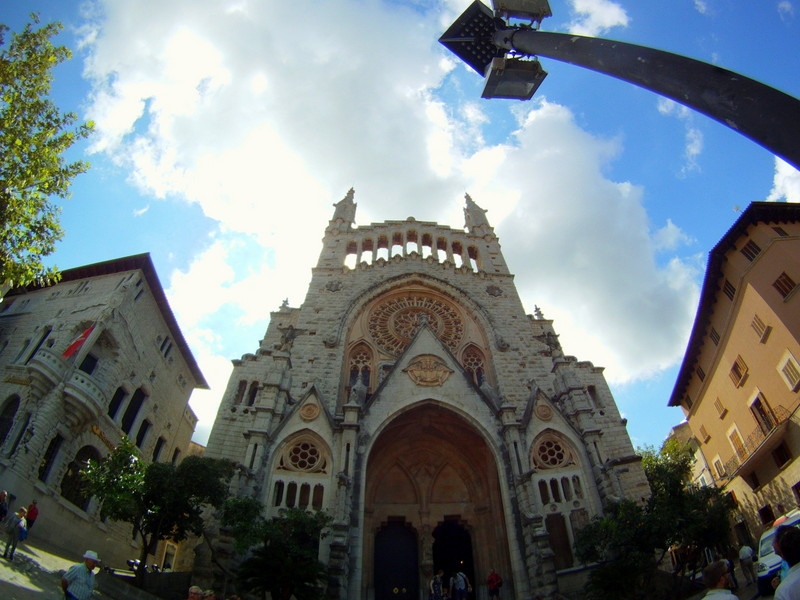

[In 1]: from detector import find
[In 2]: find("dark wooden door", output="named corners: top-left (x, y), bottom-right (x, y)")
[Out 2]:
top-left (374, 521), bottom-right (419, 600)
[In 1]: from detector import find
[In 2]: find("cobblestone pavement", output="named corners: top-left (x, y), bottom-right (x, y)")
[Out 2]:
top-left (0, 535), bottom-right (114, 600)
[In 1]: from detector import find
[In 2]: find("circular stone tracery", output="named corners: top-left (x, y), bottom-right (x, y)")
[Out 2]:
top-left (368, 294), bottom-right (464, 356)
top-left (532, 434), bottom-right (575, 469)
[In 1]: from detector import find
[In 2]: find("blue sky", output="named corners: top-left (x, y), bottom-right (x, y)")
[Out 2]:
top-left (5, 0), bottom-right (799, 448)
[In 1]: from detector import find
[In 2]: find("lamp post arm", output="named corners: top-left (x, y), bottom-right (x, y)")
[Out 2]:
top-left (493, 28), bottom-right (800, 170)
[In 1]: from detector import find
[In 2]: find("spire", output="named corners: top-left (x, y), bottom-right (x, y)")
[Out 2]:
top-left (331, 188), bottom-right (357, 227)
top-left (463, 193), bottom-right (492, 234)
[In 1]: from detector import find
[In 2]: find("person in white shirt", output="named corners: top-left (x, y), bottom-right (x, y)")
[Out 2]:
top-left (738, 544), bottom-right (756, 585)
top-left (775, 527), bottom-right (800, 600)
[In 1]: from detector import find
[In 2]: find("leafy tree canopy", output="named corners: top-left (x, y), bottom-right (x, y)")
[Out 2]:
top-left (0, 15), bottom-right (93, 288)
top-left (83, 438), bottom-right (234, 581)
top-left (237, 507), bottom-right (333, 600)
top-left (574, 440), bottom-right (735, 600)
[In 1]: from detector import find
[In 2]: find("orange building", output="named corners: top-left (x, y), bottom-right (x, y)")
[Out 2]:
top-left (670, 201), bottom-right (800, 542)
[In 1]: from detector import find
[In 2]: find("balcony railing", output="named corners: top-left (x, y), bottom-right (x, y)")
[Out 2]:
top-left (722, 405), bottom-right (791, 476)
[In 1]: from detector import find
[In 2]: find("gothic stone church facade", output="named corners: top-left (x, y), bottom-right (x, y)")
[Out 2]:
top-left (204, 191), bottom-right (649, 599)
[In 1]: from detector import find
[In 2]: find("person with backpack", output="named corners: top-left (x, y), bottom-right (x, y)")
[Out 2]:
top-left (2, 505), bottom-right (27, 561)
top-left (450, 568), bottom-right (471, 600)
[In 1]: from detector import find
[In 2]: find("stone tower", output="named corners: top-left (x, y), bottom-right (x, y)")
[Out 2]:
top-left (204, 191), bottom-right (649, 599)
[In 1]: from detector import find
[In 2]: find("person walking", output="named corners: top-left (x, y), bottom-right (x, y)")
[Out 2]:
top-left (26, 500), bottom-right (39, 530)
top-left (450, 568), bottom-right (471, 600)
top-left (0, 490), bottom-right (8, 521)
top-left (487, 568), bottom-right (503, 597)
top-left (738, 543), bottom-right (756, 585)
top-left (61, 549), bottom-right (100, 600)
top-left (2, 505), bottom-right (27, 561)
top-left (430, 569), bottom-right (445, 600)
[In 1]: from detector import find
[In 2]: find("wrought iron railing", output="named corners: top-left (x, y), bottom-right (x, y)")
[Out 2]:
top-left (722, 405), bottom-right (791, 476)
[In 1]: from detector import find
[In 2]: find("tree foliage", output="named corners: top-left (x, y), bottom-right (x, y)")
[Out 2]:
top-left (574, 439), bottom-right (735, 600)
top-left (0, 15), bottom-right (93, 288)
top-left (83, 438), bottom-right (234, 582)
top-left (236, 507), bottom-right (333, 600)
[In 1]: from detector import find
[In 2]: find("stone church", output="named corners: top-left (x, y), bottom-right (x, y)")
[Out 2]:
top-left (204, 191), bottom-right (649, 599)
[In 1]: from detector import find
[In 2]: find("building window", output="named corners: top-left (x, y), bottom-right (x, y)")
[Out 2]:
top-left (751, 314), bottom-right (772, 343)
top-left (751, 394), bottom-right (777, 435)
top-left (729, 355), bottom-right (748, 387)
top-left (714, 398), bottom-right (727, 418)
top-left (233, 380), bottom-right (247, 404)
top-left (740, 240), bottom-right (762, 262)
top-left (159, 336), bottom-right (173, 359)
top-left (0, 395), bottom-right (20, 448)
top-left (773, 443), bottom-right (792, 468)
top-left (171, 448), bottom-right (181, 465)
top-left (108, 387), bottom-right (127, 419)
top-left (773, 272), bottom-right (797, 298)
top-left (78, 353), bottom-right (98, 375)
top-left (699, 425), bottom-right (710, 443)
top-left (758, 505), bottom-right (776, 525)
top-left (780, 355), bottom-right (800, 392)
top-left (135, 419), bottom-right (151, 448)
top-left (462, 345), bottom-right (486, 387)
top-left (714, 458), bottom-right (726, 479)
top-left (729, 429), bottom-right (746, 461)
top-left (723, 280), bottom-right (736, 301)
top-left (710, 328), bottom-right (721, 345)
top-left (246, 382), bottom-right (258, 406)
top-left (38, 434), bottom-right (64, 482)
top-left (60, 445), bottom-right (101, 511)
top-left (773, 226), bottom-right (789, 237)
top-left (746, 472), bottom-right (761, 491)
top-left (152, 437), bottom-right (166, 462)
top-left (684, 396), bottom-right (694, 410)
top-left (696, 366), bottom-right (706, 381)
top-left (121, 388), bottom-right (147, 435)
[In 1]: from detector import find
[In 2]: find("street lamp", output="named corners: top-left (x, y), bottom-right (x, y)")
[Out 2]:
top-left (440, 0), bottom-right (800, 170)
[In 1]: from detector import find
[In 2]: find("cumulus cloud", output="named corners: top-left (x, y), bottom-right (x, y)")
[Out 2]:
top-left (79, 0), bottom-right (700, 442)
top-left (657, 98), bottom-right (704, 175)
top-left (768, 159), bottom-right (800, 202)
top-left (566, 0), bottom-right (630, 36)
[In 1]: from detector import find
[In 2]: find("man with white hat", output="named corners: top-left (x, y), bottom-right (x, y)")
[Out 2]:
top-left (61, 550), bottom-right (100, 600)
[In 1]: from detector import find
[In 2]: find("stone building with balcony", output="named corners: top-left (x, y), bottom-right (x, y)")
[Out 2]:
top-left (201, 191), bottom-right (650, 599)
top-left (0, 254), bottom-right (206, 567)
top-left (669, 201), bottom-right (800, 543)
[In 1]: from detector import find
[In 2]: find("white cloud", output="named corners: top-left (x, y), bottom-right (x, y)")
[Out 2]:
top-left (80, 0), bottom-right (700, 444)
top-left (768, 159), bottom-right (800, 202)
top-left (657, 98), bottom-right (704, 174)
top-left (566, 0), bottom-right (630, 36)
top-left (778, 1), bottom-right (795, 22)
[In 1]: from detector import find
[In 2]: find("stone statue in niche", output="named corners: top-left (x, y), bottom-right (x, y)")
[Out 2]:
top-left (277, 325), bottom-right (299, 351)
top-left (349, 378), bottom-right (367, 405)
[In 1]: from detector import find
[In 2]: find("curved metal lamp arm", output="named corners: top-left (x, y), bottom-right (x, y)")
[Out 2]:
top-left (493, 28), bottom-right (800, 170)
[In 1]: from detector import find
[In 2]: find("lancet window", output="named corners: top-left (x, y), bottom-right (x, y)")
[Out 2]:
top-left (462, 345), bottom-right (486, 386)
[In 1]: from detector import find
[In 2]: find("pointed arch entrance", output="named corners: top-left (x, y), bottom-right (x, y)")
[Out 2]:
top-left (364, 403), bottom-right (511, 598)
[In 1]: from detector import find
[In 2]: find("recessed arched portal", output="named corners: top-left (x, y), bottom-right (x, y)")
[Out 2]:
top-left (364, 403), bottom-right (512, 598)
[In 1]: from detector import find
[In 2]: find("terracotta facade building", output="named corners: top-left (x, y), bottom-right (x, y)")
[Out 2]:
top-left (670, 202), bottom-right (800, 543)
top-left (0, 254), bottom-right (205, 568)
top-left (203, 191), bottom-right (649, 598)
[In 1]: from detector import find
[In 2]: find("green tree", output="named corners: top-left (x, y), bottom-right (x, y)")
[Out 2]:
top-left (575, 439), bottom-right (735, 600)
top-left (237, 507), bottom-right (333, 600)
top-left (0, 15), bottom-right (93, 288)
top-left (83, 438), bottom-right (235, 584)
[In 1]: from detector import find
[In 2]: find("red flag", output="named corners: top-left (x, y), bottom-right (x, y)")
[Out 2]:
top-left (62, 325), bottom-right (95, 358)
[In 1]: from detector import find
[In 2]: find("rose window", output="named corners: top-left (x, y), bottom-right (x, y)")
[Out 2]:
top-left (533, 434), bottom-right (574, 469)
top-left (368, 295), bottom-right (464, 356)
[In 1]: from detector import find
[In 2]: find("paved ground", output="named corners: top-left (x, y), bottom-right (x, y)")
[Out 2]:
top-left (0, 532), bottom-right (114, 600)
top-left (0, 532), bottom-right (766, 600)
